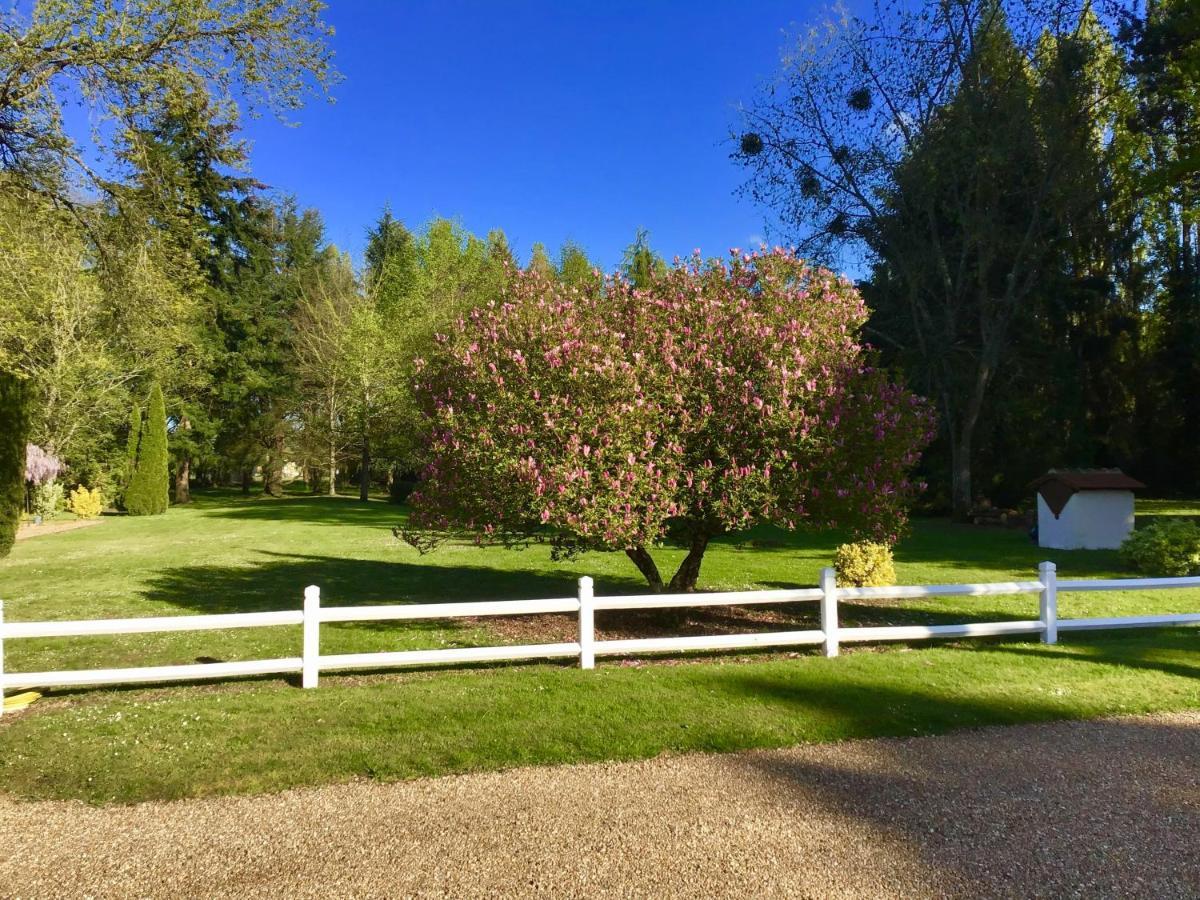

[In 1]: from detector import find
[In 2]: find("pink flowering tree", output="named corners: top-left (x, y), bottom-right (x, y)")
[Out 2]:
top-left (24, 444), bottom-right (61, 485)
top-left (407, 249), bottom-right (935, 592)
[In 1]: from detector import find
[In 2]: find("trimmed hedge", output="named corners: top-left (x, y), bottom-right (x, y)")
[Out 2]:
top-left (125, 383), bottom-right (169, 516)
top-left (0, 372), bottom-right (30, 558)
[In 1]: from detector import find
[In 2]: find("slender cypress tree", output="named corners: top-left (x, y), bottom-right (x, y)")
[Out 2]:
top-left (0, 373), bottom-right (31, 557)
top-left (124, 403), bottom-right (142, 493)
top-left (125, 383), bottom-right (170, 516)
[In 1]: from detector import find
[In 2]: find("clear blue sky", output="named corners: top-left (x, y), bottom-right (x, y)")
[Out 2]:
top-left (237, 0), bottom-right (821, 270)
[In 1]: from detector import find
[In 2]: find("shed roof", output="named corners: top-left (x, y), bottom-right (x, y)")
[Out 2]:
top-left (1030, 469), bottom-right (1145, 518)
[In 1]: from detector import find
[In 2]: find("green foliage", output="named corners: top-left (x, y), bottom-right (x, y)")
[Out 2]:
top-left (0, 0), bottom-right (336, 204)
top-left (68, 485), bottom-right (106, 519)
top-left (31, 481), bottom-right (64, 519)
top-left (834, 541), bottom-right (897, 587)
top-left (124, 404), bottom-right (142, 490)
top-left (527, 242), bottom-right (556, 279)
top-left (1120, 520), bottom-right (1200, 577)
top-left (125, 383), bottom-right (170, 516)
top-left (365, 210), bottom-right (419, 317)
top-left (621, 228), bottom-right (667, 288)
top-left (738, 2), bottom-right (1176, 512)
top-left (557, 241), bottom-right (600, 291)
top-left (0, 372), bottom-right (30, 558)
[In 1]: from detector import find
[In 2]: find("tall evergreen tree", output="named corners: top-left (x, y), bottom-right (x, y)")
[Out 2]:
top-left (365, 209), bottom-right (419, 317)
top-left (0, 372), bottom-right (30, 558)
top-left (739, 0), bottom-right (1131, 513)
top-left (124, 403), bottom-right (142, 495)
top-left (527, 242), bottom-right (556, 279)
top-left (125, 383), bottom-right (169, 516)
top-left (622, 229), bottom-right (666, 288)
top-left (1124, 0), bottom-right (1200, 489)
top-left (558, 240), bottom-right (600, 291)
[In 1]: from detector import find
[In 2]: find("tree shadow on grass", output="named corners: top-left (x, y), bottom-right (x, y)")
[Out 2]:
top-left (195, 495), bottom-right (402, 529)
top-left (141, 550), bottom-right (599, 616)
top-left (962, 628), bottom-right (1200, 681)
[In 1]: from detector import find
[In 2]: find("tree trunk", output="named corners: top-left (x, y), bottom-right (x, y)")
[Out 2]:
top-left (241, 468), bottom-right (251, 495)
top-left (950, 433), bottom-right (972, 521)
top-left (262, 461), bottom-right (283, 497)
top-left (173, 416), bottom-right (191, 505)
top-left (667, 532), bottom-right (711, 593)
top-left (328, 438), bottom-right (338, 497)
top-left (358, 433), bottom-right (370, 502)
top-left (174, 455), bottom-right (191, 505)
top-left (358, 392), bottom-right (371, 502)
top-left (950, 352), bottom-right (995, 520)
top-left (625, 546), bottom-right (664, 591)
top-left (263, 432), bottom-right (285, 498)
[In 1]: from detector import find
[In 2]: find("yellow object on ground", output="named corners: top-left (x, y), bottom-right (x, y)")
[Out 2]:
top-left (2, 692), bottom-right (41, 712)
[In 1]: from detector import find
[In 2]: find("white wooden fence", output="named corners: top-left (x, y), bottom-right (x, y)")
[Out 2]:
top-left (2, 562), bottom-right (1199, 712)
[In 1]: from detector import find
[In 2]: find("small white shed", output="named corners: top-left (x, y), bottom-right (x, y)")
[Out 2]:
top-left (1031, 469), bottom-right (1144, 550)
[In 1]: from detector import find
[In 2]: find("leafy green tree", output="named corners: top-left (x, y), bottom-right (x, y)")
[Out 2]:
top-left (0, 189), bottom-right (198, 480)
top-left (527, 242), bottom-right (556, 279)
top-left (124, 403), bottom-right (143, 497)
top-left (738, 0), bottom-right (1131, 515)
top-left (293, 259), bottom-right (356, 495)
top-left (557, 241), bottom-right (600, 291)
top-left (125, 383), bottom-right (169, 516)
top-left (0, 0), bottom-right (335, 206)
top-left (0, 372), bottom-right (31, 558)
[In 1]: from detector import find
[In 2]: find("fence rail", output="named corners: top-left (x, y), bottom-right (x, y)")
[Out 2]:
top-left (2, 562), bottom-right (1199, 711)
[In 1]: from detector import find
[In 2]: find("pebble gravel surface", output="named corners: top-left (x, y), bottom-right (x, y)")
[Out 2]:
top-left (1, 712), bottom-right (1197, 898)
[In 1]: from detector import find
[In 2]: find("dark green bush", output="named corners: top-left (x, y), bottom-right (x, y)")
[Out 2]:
top-left (1120, 519), bottom-right (1200, 577)
top-left (0, 372), bottom-right (30, 558)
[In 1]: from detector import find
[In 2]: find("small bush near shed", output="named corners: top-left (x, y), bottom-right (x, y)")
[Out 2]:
top-left (1120, 520), bottom-right (1200, 577)
top-left (835, 540), bottom-right (897, 587)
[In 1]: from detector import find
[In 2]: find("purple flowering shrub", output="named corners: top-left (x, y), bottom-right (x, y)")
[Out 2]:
top-left (25, 443), bottom-right (61, 486)
top-left (408, 248), bottom-right (935, 591)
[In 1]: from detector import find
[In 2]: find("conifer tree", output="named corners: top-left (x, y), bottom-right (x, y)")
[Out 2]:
top-left (125, 383), bottom-right (170, 516)
top-left (124, 403), bottom-right (142, 493)
top-left (0, 372), bottom-right (30, 558)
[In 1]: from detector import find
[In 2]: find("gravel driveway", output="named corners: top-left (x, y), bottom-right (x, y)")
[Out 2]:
top-left (2, 712), bottom-right (1197, 898)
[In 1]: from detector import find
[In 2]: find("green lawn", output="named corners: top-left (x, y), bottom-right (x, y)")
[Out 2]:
top-left (1, 489), bottom-right (1198, 805)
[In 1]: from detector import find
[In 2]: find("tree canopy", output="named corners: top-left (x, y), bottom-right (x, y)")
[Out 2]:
top-left (406, 250), bottom-right (934, 591)
top-left (737, 0), bottom-right (1200, 511)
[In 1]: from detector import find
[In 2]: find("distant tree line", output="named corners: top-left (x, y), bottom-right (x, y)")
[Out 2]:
top-left (737, 0), bottom-right (1200, 516)
top-left (0, 0), bottom-right (624, 511)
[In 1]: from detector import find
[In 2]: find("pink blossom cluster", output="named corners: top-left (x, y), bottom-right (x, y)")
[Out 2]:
top-left (410, 248), bottom-right (936, 551)
top-left (24, 443), bottom-right (62, 486)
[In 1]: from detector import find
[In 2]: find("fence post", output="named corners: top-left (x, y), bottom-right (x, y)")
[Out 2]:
top-left (0, 599), bottom-right (5, 717)
top-left (1039, 561), bottom-right (1058, 645)
top-left (578, 576), bottom-right (595, 670)
top-left (820, 567), bottom-right (839, 658)
top-left (303, 585), bottom-right (321, 689)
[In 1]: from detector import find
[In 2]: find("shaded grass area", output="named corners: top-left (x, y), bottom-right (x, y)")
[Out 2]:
top-left (0, 629), bottom-right (1196, 805)
top-left (0, 489), bottom-right (1198, 804)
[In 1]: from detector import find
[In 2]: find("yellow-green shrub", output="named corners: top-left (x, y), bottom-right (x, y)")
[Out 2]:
top-left (834, 540), bottom-right (896, 587)
top-left (68, 485), bottom-right (104, 519)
